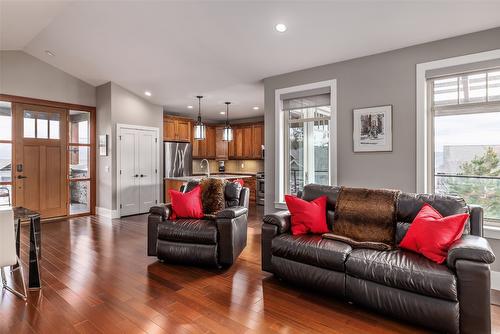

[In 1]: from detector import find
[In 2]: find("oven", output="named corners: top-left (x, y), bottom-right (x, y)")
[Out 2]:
top-left (256, 172), bottom-right (264, 206)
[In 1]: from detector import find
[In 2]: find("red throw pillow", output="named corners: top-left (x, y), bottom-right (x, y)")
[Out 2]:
top-left (169, 185), bottom-right (204, 219)
top-left (233, 179), bottom-right (244, 186)
top-left (284, 195), bottom-right (329, 235)
top-left (399, 203), bottom-right (469, 264)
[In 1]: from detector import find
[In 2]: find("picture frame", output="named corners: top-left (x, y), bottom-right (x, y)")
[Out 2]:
top-left (99, 134), bottom-right (108, 156)
top-left (353, 105), bottom-right (392, 152)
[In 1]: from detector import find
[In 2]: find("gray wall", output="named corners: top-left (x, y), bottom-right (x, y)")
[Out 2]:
top-left (96, 82), bottom-right (163, 212)
top-left (96, 83), bottom-right (113, 210)
top-left (0, 50), bottom-right (95, 106)
top-left (264, 27), bottom-right (500, 214)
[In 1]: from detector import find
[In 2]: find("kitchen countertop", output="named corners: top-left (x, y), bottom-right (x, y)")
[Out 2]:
top-left (164, 174), bottom-right (254, 182)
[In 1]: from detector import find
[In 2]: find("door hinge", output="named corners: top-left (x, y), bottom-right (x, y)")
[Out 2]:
top-left (155, 168), bottom-right (157, 174)
top-left (119, 169), bottom-right (122, 175)
top-left (120, 204), bottom-right (123, 209)
top-left (155, 200), bottom-right (158, 204)
top-left (119, 135), bottom-right (122, 140)
top-left (155, 138), bottom-right (158, 143)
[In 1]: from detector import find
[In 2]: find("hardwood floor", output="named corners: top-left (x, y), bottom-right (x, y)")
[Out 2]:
top-left (2, 205), bottom-right (499, 334)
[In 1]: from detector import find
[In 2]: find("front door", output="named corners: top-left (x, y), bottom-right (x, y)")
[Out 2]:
top-left (14, 104), bottom-right (68, 218)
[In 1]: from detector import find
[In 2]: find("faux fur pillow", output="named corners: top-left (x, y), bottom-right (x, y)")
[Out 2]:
top-left (199, 178), bottom-right (226, 215)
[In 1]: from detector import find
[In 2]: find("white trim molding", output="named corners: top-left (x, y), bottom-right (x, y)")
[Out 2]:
top-left (96, 207), bottom-right (120, 219)
top-left (274, 79), bottom-right (337, 209)
top-left (491, 270), bottom-right (500, 291)
top-left (415, 49), bottom-right (500, 193)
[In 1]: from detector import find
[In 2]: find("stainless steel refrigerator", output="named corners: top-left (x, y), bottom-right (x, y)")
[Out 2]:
top-left (164, 142), bottom-right (192, 177)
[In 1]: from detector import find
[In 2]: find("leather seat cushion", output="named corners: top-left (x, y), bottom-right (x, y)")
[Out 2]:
top-left (158, 219), bottom-right (217, 245)
top-left (271, 234), bottom-right (352, 272)
top-left (346, 248), bottom-right (457, 301)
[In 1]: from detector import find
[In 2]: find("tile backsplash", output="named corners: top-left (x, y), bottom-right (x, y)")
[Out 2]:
top-left (192, 159), bottom-right (263, 174)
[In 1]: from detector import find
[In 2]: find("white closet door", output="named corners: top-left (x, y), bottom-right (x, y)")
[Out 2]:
top-left (120, 129), bottom-right (140, 216)
top-left (138, 130), bottom-right (157, 213)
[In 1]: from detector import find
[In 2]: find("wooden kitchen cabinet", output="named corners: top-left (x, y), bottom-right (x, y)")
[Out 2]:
top-left (234, 127), bottom-right (244, 158)
top-left (163, 116), bottom-right (192, 142)
top-left (252, 123), bottom-right (263, 159)
top-left (192, 125), bottom-right (216, 159)
top-left (242, 126), bottom-right (253, 158)
top-left (216, 127), bottom-right (228, 159)
top-left (205, 126), bottom-right (216, 158)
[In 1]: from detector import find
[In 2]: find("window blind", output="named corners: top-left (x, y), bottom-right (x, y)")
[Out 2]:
top-left (282, 93), bottom-right (330, 111)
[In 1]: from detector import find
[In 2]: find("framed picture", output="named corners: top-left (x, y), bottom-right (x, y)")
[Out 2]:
top-left (353, 105), bottom-right (392, 152)
top-left (99, 134), bottom-right (108, 156)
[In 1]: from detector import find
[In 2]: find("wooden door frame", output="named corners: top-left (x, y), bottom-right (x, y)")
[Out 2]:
top-left (116, 123), bottom-right (160, 218)
top-left (0, 94), bottom-right (96, 217)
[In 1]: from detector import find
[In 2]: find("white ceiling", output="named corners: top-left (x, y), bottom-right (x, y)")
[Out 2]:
top-left (2, 1), bottom-right (500, 121)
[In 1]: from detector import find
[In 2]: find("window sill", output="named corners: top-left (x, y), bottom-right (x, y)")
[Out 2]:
top-left (484, 225), bottom-right (500, 240)
top-left (274, 202), bottom-right (287, 210)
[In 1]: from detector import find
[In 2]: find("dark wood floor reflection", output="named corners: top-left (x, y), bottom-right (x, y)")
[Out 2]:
top-left (2, 205), bottom-right (499, 333)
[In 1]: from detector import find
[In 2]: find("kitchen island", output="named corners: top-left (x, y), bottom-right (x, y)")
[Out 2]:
top-left (164, 174), bottom-right (257, 203)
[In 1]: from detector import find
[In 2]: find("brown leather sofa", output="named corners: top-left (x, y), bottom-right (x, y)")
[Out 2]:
top-left (148, 180), bottom-right (249, 267)
top-left (262, 184), bottom-right (495, 334)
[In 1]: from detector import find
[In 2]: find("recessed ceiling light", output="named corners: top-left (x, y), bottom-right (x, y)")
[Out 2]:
top-left (144, 91), bottom-right (152, 97)
top-left (252, 106), bottom-right (260, 110)
top-left (187, 105), bottom-right (193, 109)
top-left (45, 50), bottom-right (55, 57)
top-left (220, 111), bottom-right (226, 115)
top-left (275, 23), bottom-right (287, 33)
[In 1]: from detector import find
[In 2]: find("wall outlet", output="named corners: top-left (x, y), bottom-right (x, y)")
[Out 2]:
top-left (241, 163), bottom-right (245, 169)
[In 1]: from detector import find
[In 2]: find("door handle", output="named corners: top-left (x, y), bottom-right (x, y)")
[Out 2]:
top-left (140, 174), bottom-right (146, 177)
top-left (17, 175), bottom-right (28, 179)
top-left (134, 174), bottom-right (139, 178)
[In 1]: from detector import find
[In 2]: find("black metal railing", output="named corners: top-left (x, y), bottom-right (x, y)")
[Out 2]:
top-left (435, 173), bottom-right (500, 221)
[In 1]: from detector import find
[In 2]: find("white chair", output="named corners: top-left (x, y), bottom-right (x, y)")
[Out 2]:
top-left (0, 207), bottom-right (27, 300)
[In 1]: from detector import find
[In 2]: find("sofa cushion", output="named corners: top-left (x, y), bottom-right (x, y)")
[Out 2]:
top-left (346, 248), bottom-right (457, 301)
top-left (158, 219), bottom-right (218, 245)
top-left (271, 234), bottom-right (352, 272)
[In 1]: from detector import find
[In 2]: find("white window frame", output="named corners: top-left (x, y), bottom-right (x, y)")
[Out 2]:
top-left (274, 79), bottom-right (337, 209)
top-left (416, 49), bottom-right (500, 237)
top-left (416, 49), bottom-right (500, 194)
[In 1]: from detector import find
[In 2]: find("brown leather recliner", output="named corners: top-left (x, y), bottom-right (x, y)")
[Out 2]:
top-left (262, 184), bottom-right (495, 334)
top-left (148, 180), bottom-right (249, 268)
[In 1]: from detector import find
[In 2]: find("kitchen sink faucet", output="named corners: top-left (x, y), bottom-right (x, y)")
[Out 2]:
top-left (201, 159), bottom-right (210, 177)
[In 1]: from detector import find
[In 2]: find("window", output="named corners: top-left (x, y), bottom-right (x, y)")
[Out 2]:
top-left (23, 111), bottom-right (60, 139)
top-left (68, 110), bottom-right (91, 214)
top-left (429, 68), bottom-right (500, 223)
top-left (0, 101), bottom-right (13, 206)
top-left (285, 100), bottom-right (330, 195)
top-left (275, 80), bottom-right (337, 207)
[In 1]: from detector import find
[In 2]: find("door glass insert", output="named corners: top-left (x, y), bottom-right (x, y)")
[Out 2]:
top-left (0, 143), bottom-right (12, 183)
top-left (0, 102), bottom-right (12, 140)
top-left (70, 180), bottom-right (90, 214)
top-left (37, 116), bottom-right (48, 139)
top-left (49, 113), bottom-right (60, 139)
top-left (69, 110), bottom-right (90, 144)
top-left (23, 111), bottom-right (36, 138)
top-left (69, 146), bottom-right (89, 179)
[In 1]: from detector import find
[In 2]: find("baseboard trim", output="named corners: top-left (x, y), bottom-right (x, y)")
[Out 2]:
top-left (96, 207), bottom-right (120, 219)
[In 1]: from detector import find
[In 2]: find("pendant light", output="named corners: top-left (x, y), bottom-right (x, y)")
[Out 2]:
top-left (222, 101), bottom-right (233, 141)
top-left (193, 95), bottom-right (206, 140)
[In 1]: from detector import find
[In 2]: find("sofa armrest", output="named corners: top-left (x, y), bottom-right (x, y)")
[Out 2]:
top-left (447, 234), bottom-right (495, 269)
top-left (468, 204), bottom-right (483, 236)
top-left (216, 206), bottom-right (248, 219)
top-left (263, 210), bottom-right (291, 234)
top-left (149, 204), bottom-right (171, 220)
top-left (147, 204), bottom-right (171, 256)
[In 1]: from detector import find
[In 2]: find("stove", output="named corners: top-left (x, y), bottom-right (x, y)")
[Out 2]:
top-left (256, 172), bottom-right (264, 206)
